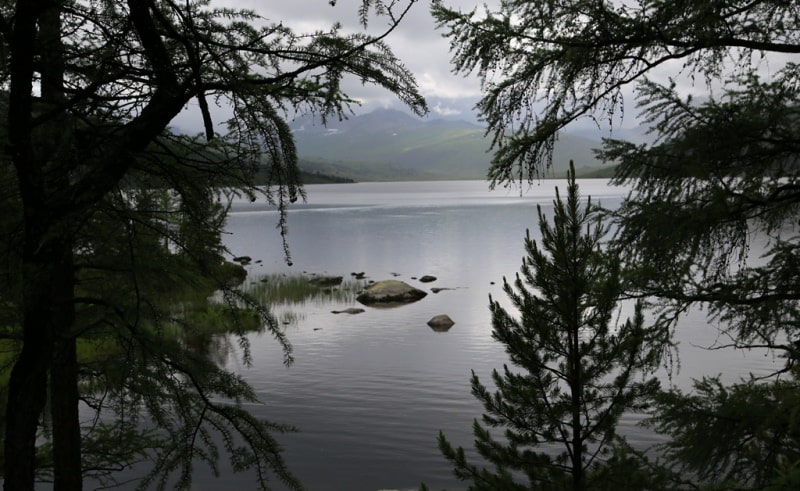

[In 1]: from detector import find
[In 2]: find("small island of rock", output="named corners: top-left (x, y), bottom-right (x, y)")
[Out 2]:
top-left (356, 280), bottom-right (427, 305)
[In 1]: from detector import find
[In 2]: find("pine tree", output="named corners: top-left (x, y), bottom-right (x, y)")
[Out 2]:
top-left (435, 165), bottom-right (665, 490)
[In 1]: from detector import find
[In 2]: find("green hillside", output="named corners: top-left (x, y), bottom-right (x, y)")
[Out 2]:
top-left (292, 109), bottom-right (606, 181)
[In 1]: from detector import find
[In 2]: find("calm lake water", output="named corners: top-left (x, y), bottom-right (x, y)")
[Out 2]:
top-left (203, 180), bottom-right (782, 491)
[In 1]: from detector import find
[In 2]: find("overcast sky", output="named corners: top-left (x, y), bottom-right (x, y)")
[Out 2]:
top-left (172, 0), bottom-right (492, 133)
top-left (174, 0), bottom-right (692, 136)
top-left (245, 0), bottom-right (488, 106)
top-left (173, 1), bottom-right (791, 137)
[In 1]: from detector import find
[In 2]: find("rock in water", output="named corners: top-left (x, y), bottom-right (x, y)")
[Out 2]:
top-left (430, 287), bottom-right (453, 294)
top-left (356, 280), bottom-right (427, 305)
top-left (331, 308), bottom-right (366, 315)
top-left (427, 314), bottom-right (455, 332)
top-left (419, 275), bottom-right (437, 283)
top-left (309, 275), bottom-right (343, 287)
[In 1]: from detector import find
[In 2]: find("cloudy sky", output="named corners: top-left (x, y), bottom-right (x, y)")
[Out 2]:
top-left (248, 0), bottom-right (487, 111)
top-left (174, 1), bottom-right (790, 136)
top-left (175, 0), bottom-right (707, 136)
top-left (172, 0), bottom-right (491, 133)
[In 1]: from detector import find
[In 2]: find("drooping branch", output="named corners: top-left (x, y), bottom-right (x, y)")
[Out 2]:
top-left (432, 0), bottom-right (800, 182)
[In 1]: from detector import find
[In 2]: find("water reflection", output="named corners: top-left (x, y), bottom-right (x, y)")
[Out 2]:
top-left (213, 180), bottom-right (789, 491)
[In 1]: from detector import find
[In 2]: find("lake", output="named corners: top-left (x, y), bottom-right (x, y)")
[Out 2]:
top-left (208, 180), bottom-right (782, 491)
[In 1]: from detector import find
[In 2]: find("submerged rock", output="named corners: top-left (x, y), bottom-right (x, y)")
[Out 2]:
top-left (427, 314), bottom-right (455, 332)
top-left (309, 275), bottom-right (343, 287)
top-left (356, 280), bottom-right (427, 305)
top-left (331, 308), bottom-right (366, 315)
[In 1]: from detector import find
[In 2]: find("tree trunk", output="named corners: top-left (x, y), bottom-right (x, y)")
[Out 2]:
top-left (39, 2), bottom-right (84, 488)
top-left (51, 336), bottom-right (82, 491)
top-left (4, 3), bottom-right (81, 485)
top-left (3, 332), bottom-right (50, 491)
top-left (570, 319), bottom-right (584, 491)
top-left (51, 247), bottom-right (82, 491)
top-left (3, 0), bottom-right (47, 478)
top-left (4, 0), bottom-right (46, 480)
top-left (3, 242), bottom-right (67, 490)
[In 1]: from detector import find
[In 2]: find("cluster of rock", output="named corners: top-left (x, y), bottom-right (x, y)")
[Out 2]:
top-left (350, 277), bottom-right (455, 332)
top-left (233, 255), bottom-right (263, 266)
top-left (245, 265), bottom-right (458, 331)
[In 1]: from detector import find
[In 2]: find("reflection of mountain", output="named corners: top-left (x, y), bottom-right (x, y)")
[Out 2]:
top-left (292, 109), bottom-right (611, 181)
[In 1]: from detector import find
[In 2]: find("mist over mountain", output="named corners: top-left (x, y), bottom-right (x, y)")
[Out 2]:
top-left (292, 108), bottom-right (612, 181)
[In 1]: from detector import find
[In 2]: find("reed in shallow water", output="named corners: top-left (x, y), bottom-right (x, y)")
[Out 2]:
top-left (245, 273), bottom-right (366, 307)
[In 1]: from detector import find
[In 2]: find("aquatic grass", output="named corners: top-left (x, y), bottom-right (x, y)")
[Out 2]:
top-left (277, 310), bottom-right (304, 326)
top-left (245, 273), bottom-right (365, 307)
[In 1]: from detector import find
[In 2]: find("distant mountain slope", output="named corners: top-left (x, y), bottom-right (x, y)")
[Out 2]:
top-left (292, 109), bottom-right (605, 180)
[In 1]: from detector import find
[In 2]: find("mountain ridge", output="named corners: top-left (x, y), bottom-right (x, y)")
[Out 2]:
top-left (292, 108), bottom-right (611, 181)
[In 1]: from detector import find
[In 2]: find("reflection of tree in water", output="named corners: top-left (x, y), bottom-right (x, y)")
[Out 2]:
top-left (183, 330), bottom-right (234, 367)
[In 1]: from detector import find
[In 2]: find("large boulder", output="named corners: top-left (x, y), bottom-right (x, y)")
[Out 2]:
top-left (356, 280), bottom-right (427, 305)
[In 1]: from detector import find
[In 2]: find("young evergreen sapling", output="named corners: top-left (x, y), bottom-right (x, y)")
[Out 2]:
top-left (435, 165), bottom-right (665, 490)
